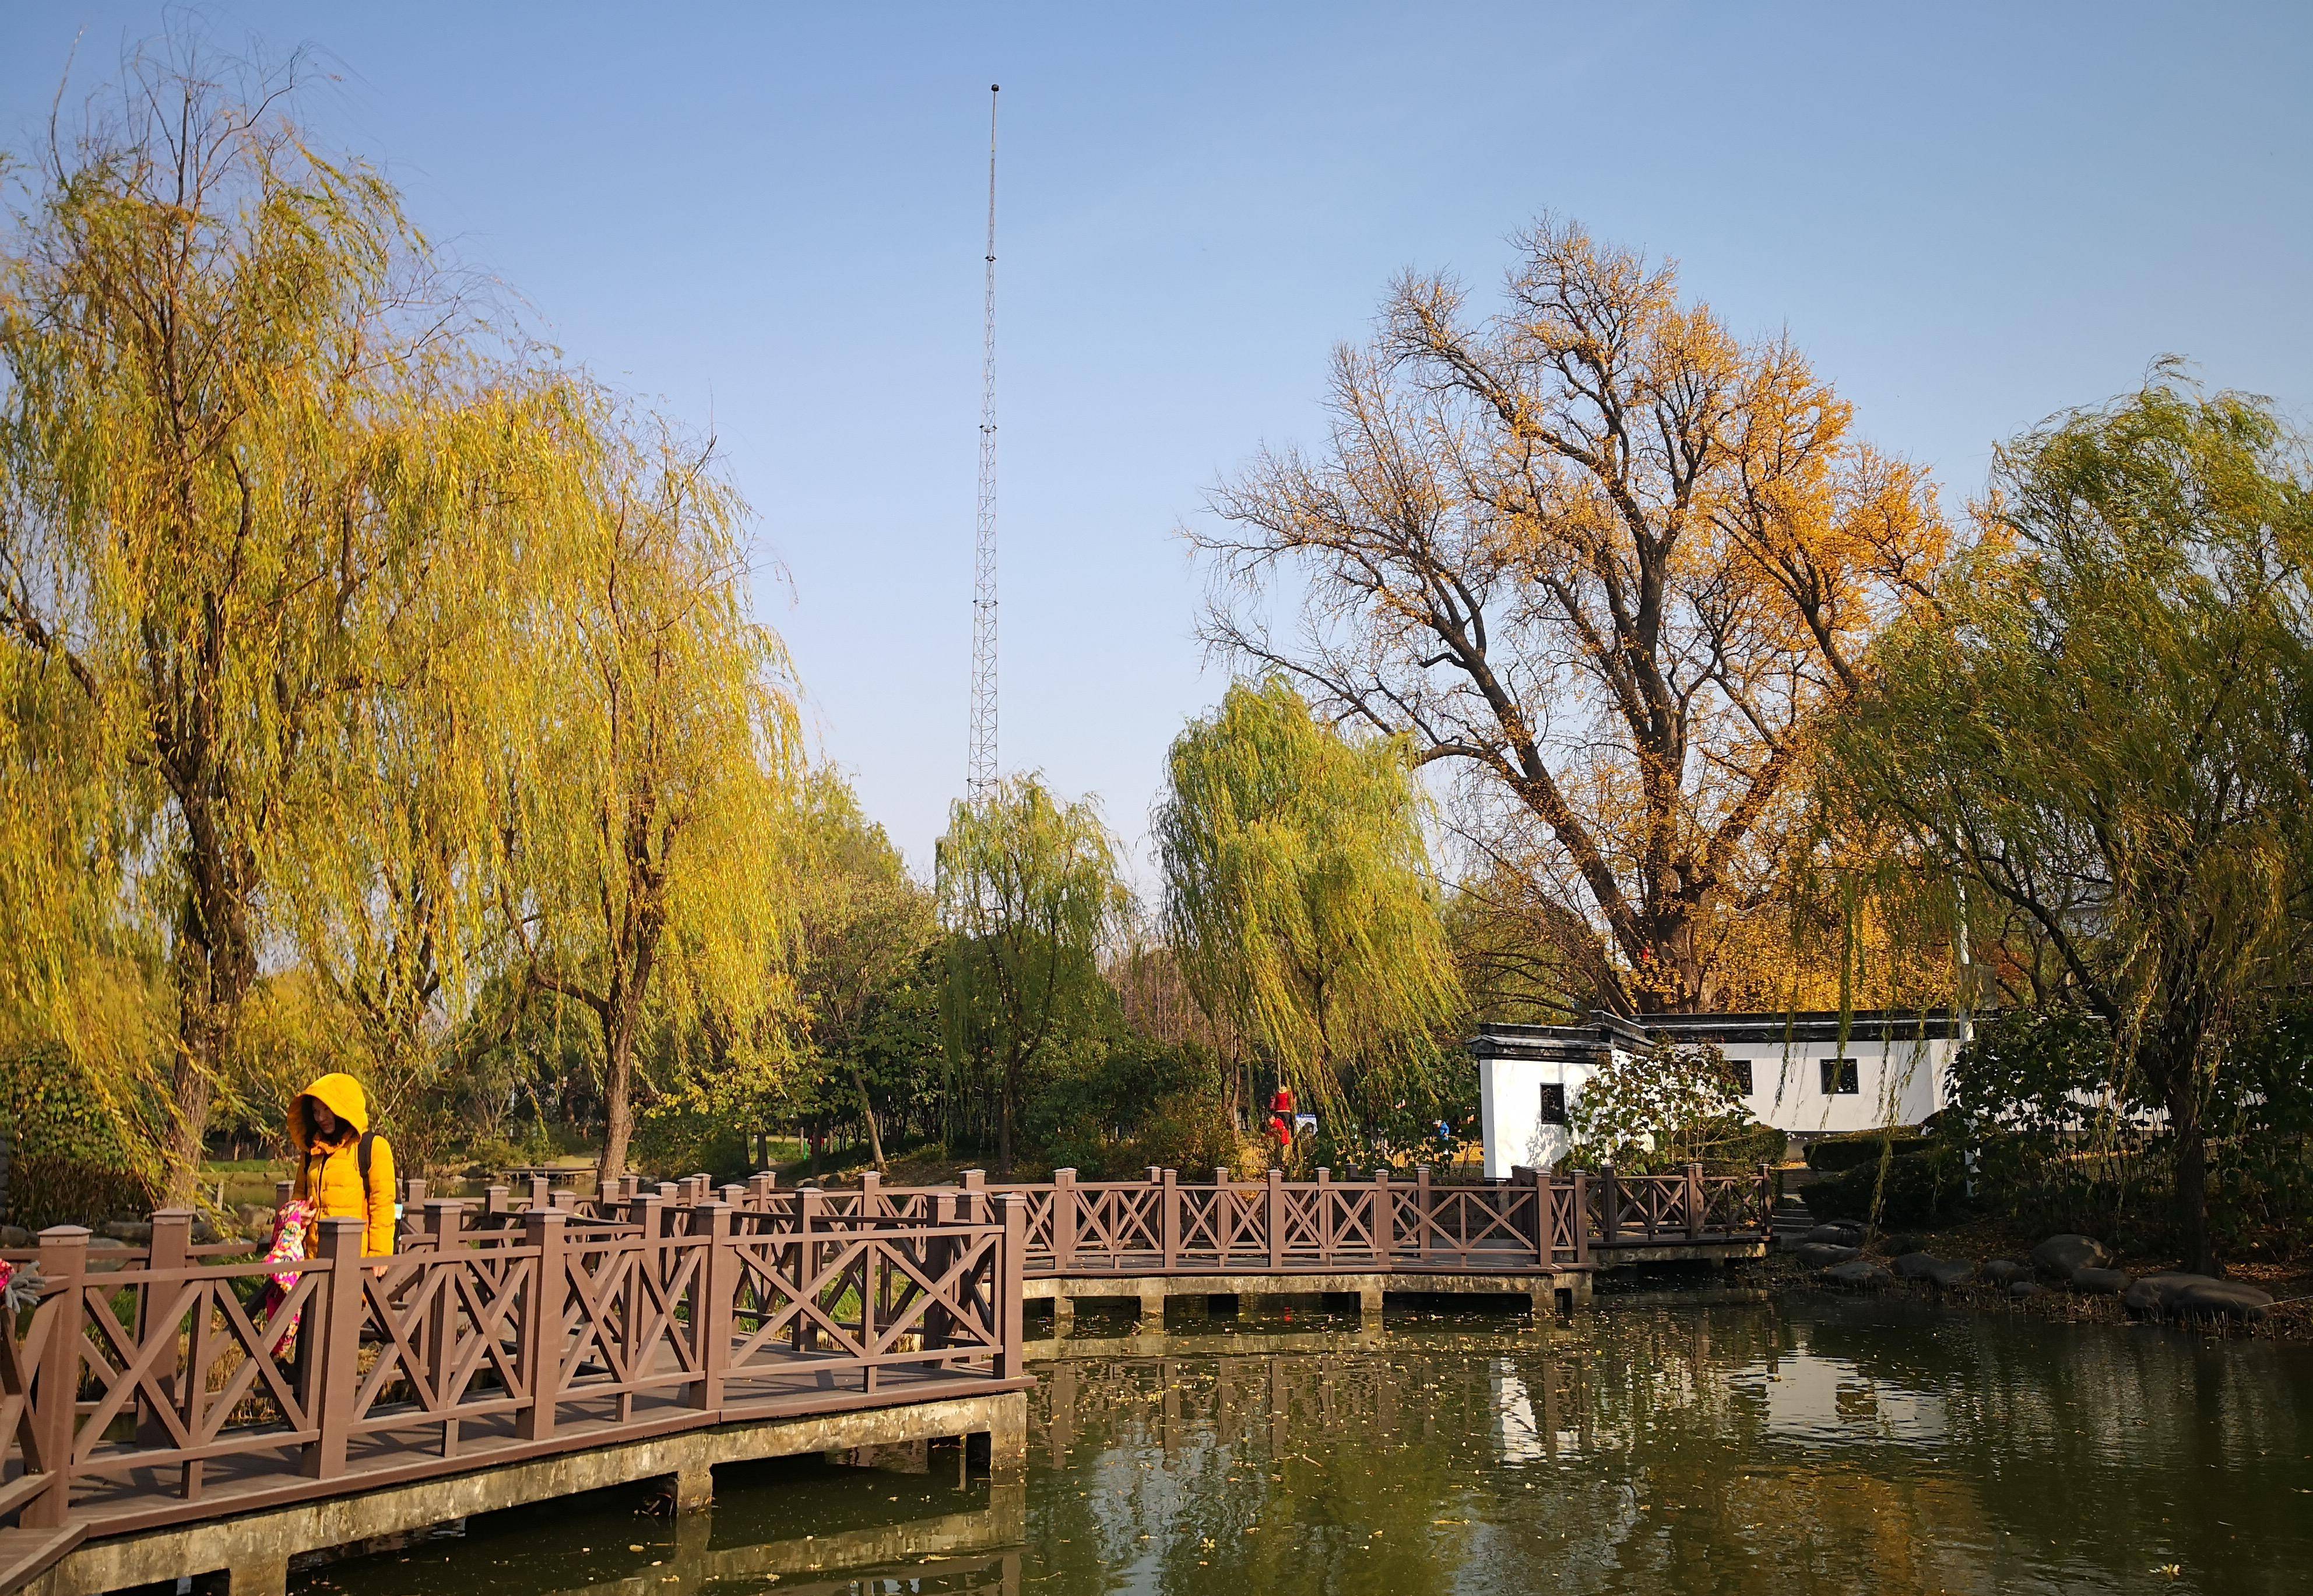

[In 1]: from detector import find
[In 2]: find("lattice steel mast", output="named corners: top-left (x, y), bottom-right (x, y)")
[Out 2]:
top-left (968, 85), bottom-right (1001, 796)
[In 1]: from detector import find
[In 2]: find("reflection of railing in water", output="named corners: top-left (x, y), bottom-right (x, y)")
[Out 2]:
top-left (550, 1483), bottom-right (1026, 1596)
top-left (1031, 1349), bottom-right (1594, 1467)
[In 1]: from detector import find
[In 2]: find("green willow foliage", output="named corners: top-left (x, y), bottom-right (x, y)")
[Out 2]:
top-left (937, 775), bottom-right (1130, 1173)
top-left (1154, 679), bottom-right (1463, 1126)
top-left (784, 769), bottom-right (939, 1171)
top-left (1831, 373), bottom-right (2313, 1270)
top-left (0, 53), bottom-right (802, 1203)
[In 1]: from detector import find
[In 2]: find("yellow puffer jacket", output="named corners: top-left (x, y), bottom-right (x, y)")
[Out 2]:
top-left (289, 1073), bottom-right (397, 1257)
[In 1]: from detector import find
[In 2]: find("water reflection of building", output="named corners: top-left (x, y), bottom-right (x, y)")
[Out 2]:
top-left (1743, 1330), bottom-right (1949, 1446)
top-left (1491, 1359), bottom-right (1583, 1462)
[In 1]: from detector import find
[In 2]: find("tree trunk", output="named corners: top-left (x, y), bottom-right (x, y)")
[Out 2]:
top-left (998, 1047), bottom-right (1020, 1176)
top-left (852, 1068), bottom-right (886, 1172)
top-left (161, 874), bottom-right (254, 1207)
top-left (2168, 1075), bottom-right (2215, 1275)
top-left (161, 1047), bottom-right (216, 1210)
top-left (597, 997), bottom-right (637, 1190)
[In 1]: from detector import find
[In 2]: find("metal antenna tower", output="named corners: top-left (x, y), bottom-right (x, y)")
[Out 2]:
top-left (967, 84), bottom-right (1001, 796)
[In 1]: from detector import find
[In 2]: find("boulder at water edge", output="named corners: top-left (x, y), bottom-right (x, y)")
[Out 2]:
top-left (1827, 1260), bottom-right (1893, 1289)
top-left (2009, 1279), bottom-right (2047, 1299)
top-left (1893, 1252), bottom-right (1947, 1281)
top-left (1795, 1242), bottom-right (1863, 1268)
top-left (2172, 1280), bottom-right (2275, 1323)
top-left (1924, 1258), bottom-right (1976, 1288)
top-left (2031, 1235), bottom-right (2111, 1279)
top-left (2123, 1273), bottom-right (2216, 1317)
top-left (2071, 1267), bottom-right (2132, 1295)
top-left (1801, 1223), bottom-right (1865, 1246)
top-left (1982, 1259), bottom-right (2030, 1286)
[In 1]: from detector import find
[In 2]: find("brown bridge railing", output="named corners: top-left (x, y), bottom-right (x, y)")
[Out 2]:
top-left (0, 1162), bottom-right (1767, 1565)
top-left (0, 1190), bottom-right (1028, 1552)
top-left (701, 1162), bottom-right (1774, 1276)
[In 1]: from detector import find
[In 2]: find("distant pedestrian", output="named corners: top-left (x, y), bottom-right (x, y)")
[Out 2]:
top-left (1268, 1085), bottom-right (1295, 1158)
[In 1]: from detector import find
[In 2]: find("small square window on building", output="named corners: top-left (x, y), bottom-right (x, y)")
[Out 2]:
top-left (1538, 1082), bottom-right (1568, 1124)
top-left (1820, 1057), bottom-right (1860, 1095)
top-left (1723, 1059), bottom-right (1754, 1095)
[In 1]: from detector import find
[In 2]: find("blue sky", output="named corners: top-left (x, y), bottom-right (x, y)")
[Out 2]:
top-left (6, 3), bottom-right (2310, 881)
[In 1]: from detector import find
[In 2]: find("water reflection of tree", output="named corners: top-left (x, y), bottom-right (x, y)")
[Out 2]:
top-left (1027, 1307), bottom-right (2313, 1595)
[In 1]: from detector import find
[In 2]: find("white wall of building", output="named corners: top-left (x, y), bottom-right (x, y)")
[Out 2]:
top-left (1478, 1054), bottom-right (1597, 1179)
top-left (1722, 1035), bottom-right (1954, 1137)
top-left (1477, 1026), bottom-right (1960, 1175)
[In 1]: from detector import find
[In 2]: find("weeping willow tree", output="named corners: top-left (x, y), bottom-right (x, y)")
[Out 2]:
top-left (937, 776), bottom-right (1129, 1173)
top-left (1828, 373), bottom-right (2313, 1272)
top-left (787, 768), bottom-right (937, 1172)
top-left (511, 412), bottom-right (804, 1185)
top-left (1154, 679), bottom-right (1464, 1131)
top-left (0, 47), bottom-right (583, 1201)
top-left (277, 377), bottom-right (603, 1174)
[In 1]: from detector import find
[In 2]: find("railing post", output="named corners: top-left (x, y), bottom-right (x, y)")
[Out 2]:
top-left (1759, 1162), bottom-right (1776, 1236)
top-left (1161, 1168), bottom-right (1179, 1271)
top-left (484, 1185), bottom-right (511, 1227)
top-left (793, 1188), bottom-right (821, 1352)
top-left (1415, 1167), bottom-right (1433, 1261)
top-left (995, 1194), bottom-right (1027, 1384)
top-left (924, 1189), bottom-right (956, 1352)
top-left (1373, 1169), bottom-right (1394, 1270)
top-left (1051, 1169), bottom-right (1077, 1272)
top-left (423, 1201), bottom-right (464, 1439)
top-left (693, 1201), bottom-right (732, 1411)
top-left (1600, 1164), bottom-right (1621, 1246)
top-left (23, 1226), bottom-right (87, 1528)
top-left (1266, 1169), bottom-right (1285, 1271)
top-left (1520, 1166), bottom-right (1548, 1266)
top-left (961, 1168), bottom-right (986, 1225)
top-left (860, 1169), bottom-right (882, 1219)
top-left (302, 1216), bottom-right (366, 1480)
top-left (516, 1207), bottom-right (565, 1442)
top-left (1570, 1170), bottom-right (1592, 1265)
top-left (1686, 1162), bottom-right (1706, 1240)
top-left (136, 1209), bottom-right (194, 1446)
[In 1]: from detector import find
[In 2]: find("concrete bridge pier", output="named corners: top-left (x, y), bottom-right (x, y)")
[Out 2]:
top-left (1025, 1270), bottom-right (1591, 1337)
top-left (672, 1462), bottom-right (716, 1513)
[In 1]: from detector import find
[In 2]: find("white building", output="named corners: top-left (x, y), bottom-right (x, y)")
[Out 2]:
top-left (1471, 1010), bottom-right (1969, 1180)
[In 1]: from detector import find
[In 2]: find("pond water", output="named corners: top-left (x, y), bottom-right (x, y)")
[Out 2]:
top-left (298, 1294), bottom-right (2313, 1596)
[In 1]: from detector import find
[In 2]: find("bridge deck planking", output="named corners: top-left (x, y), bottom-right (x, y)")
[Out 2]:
top-left (56, 1358), bottom-right (1020, 1539)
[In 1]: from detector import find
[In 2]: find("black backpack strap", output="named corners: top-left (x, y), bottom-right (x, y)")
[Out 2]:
top-left (357, 1130), bottom-right (376, 1194)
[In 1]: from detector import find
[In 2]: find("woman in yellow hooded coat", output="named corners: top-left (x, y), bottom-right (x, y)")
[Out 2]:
top-left (289, 1073), bottom-right (397, 1257)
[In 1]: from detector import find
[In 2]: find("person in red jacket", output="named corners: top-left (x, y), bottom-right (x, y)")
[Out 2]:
top-left (1268, 1085), bottom-right (1295, 1159)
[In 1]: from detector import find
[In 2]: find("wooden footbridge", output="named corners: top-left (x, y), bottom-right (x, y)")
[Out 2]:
top-left (0, 1163), bottom-right (1770, 1596)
